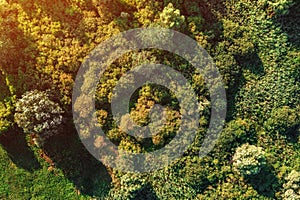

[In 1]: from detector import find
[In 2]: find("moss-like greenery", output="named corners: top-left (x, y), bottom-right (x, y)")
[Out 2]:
top-left (0, 0), bottom-right (299, 199)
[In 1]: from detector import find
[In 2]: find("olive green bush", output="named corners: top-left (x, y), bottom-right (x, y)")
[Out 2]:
top-left (213, 118), bottom-right (256, 160)
top-left (0, 101), bottom-right (13, 133)
top-left (0, 72), bottom-right (15, 133)
top-left (108, 173), bottom-right (148, 199)
top-left (264, 106), bottom-right (300, 135)
top-left (149, 165), bottom-right (197, 200)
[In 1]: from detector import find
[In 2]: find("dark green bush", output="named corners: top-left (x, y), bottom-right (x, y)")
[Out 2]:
top-left (264, 106), bottom-right (300, 135)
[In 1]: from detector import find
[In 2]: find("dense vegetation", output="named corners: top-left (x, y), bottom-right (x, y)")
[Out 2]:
top-left (0, 0), bottom-right (299, 199)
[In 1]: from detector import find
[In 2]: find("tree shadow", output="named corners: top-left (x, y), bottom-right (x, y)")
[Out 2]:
top-left (198, 0), bottom-right (225, 42)
top-left (42, 121), bottom-right (112, 197)
top-left (235, 51), bottom-right (265, 76)
top-left (0, 126), bottom-right (41, 172)
top-left (200, 0), bottom-right (226, 24)
top-left (226, 72), bottom-right (246, 121)
top-left (132, 183), bottom-right (159, 200)
top-left (274, 1), bottom-right (300, 48)
top-left (226, 50), bottom-right (265, 121)
top-left (284, 124), bottom-right (300, 143)
top-left (245, 166), bottom-right (280, 198)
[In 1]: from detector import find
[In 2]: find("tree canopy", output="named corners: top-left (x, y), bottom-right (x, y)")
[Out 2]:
top-left (0, 0), bottom-right (299, 199)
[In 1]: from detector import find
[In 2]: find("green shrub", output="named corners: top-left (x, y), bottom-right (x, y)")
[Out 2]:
top-left (232, 143), bottom-right (267, 176)
top-left (108, 173), bottom-right (149, 200)
top-left (213, 118), bottom-right (256, 160)
top-left (150, 166), bottom-right (197, 200)
top-left (196, 179), bottom-right (261, 199)
top-left (156, 3), bottom-right (185, 30)
top-left (264, 106), bottom-right (300, 135)
top-left (0, 101), bottom-right (13, 133)
top-left (0, 71), bottom-right (16, 133)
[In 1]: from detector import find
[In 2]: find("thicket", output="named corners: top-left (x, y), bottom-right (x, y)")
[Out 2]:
top-left (0, 0), bottom-right (299, 199)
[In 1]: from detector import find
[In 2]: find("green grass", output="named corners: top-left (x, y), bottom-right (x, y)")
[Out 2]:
top-left (0, 145), bottom-right (83, 199)
top-left (0, 126), bottom-right (112, 200)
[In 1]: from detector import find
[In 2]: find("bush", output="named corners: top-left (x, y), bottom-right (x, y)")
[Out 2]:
top-left (0, 71), bottom-right (16, 133)
top-left (282, 170), bottom-right (300, 200)
top-left (232, 143), bottom-right (267, 176)
top-left (157, 3), bottom-right (185, 30)
top-left (14, 90), bottom-right (64, 141)
top-left (0, 102), bottom-right (12, 133)
top-left (107, 173), bottom-right (151, 200)
top-left (213, 118), bottom-right (256, 160)
top-left (151, 166), bottom-right (197, 200)
top-left (264, 106), bottom-right (300, 135)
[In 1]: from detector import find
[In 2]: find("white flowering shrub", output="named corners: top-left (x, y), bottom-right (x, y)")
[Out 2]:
top-left (232, 143), bottom-right (267, 176)
top-left (14, 90), bottom-right (64, 139)
top-left (282, 170), bottom-right (300, 200)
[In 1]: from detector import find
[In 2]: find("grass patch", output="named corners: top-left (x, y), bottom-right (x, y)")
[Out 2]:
top-left (0, 125), bottom-right (112, 199)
